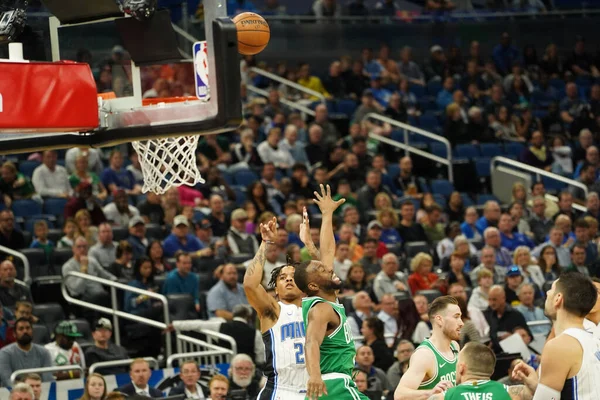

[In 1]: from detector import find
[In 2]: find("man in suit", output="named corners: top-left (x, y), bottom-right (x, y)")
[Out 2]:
top-left (116, 358), bottom-right (163, 398)
top-left (169, 360), bottom-right (206, 399)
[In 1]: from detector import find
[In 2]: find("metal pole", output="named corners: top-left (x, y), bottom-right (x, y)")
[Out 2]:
top-left (403, 128), bottom-right (409, 157)
top-left (48, 16), bottom-right (61, 62)
top-left (181, 0), bottom-right (189, 33)
top-left (110, 286), bottom-right (121, 346)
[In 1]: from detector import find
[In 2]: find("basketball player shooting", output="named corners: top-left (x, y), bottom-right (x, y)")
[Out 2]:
top-left (511, 272), bottom-right (600, 400)
top-left (242, 212), bottom-right (321, 400)
top-left (427, 342), bottom-right (531, 400)
top-left (394, 296), bottom-right (464, 400)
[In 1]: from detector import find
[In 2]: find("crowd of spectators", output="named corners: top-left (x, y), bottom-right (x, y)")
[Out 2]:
top-left (6, 13), bottom-right (600, 400)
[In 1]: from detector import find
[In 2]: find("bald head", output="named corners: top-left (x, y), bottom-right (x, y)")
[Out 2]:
top-left (488, 285), bottom-right (506, 312)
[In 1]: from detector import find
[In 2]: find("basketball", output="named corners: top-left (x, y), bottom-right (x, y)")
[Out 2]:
top-left (233, 12), bottom-right (270, 56)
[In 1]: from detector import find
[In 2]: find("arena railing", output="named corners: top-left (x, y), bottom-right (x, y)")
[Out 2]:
top-left (11, 365), bottom-right (84, 384)
top-left (363, 113), bottom-right (454, 183)
top-left (61, 271), bottom-right (172, 357)
top-left (176, 333), bottom-right (236, 366)
top-left (491, 156), bottom-right (588, 209)
top-left (88, 357), bottom-right (159, 375)
top-left (248, 67), bottom-right (327, 104)
top-left (0, 245), bottom-right (31, 284)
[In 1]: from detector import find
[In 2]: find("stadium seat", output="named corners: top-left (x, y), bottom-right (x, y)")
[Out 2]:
top-left (229, 253), bottom-right (253, 265)
top-left (234, 169), bottom-right (259, 187)
top-left (43, 198), bottom-right (68, 218)
top-left (427, 80), bottom-right (442, 96)
top-left (504, 142), bottom-right (525, 158)
top-left (404, 241), bottom-right (430, 258)
top-left (430, 179), bottom-right (454, 197)
top-left (416, 289), bottom-right (443, 303)
top-left (433, 194), bottom-right (446, 207)
top-left (112, 227), bottom-right (128, 241)
top-left (24, 215), bottom-right (56, 233)
top-left (391, 130), bottom-right (404, 143)
top-left (221, 171), bottom-right (234, 186)
top-left (340, 297), bottom-right (354, 313)
top-left (430, 143), bottom-right (448, 158)
top-left (154, 275), bottom-right (166, 292)
top-left (409, 85), bottom-right (426, 98)
top-left (167, 294), bottom-right (197, 321)
top-left (548, 78), bottom-right (565, 91)
top-left (386, 243), bottom-right (403, 257)
top-left (11, 199), bottom-right (42, 218)
top-left (18, 160), bottom-right (40, 178)
top-left (477, 194), bottom-right (499, 205)
top-left (198, 271), bottom-right (215, 292)
top-left (475, 157), bottom-right (491, 177)
top-left (233, 187), bottom-right (247, 207)
top-left (18, 248), bottom-right (49, 278)
top-left (387, 164), bottom-right (400, 178)
top-left (52, 248), bottom-right (74, 272)
top-left (33, 303), bottom-right (65, 333)
top-left (337, 99), bottom-right (358, 117)
top-left (193, 256), bottom-right (224, 273)
top-left (392, 291), bottom-right (411, 302)
top-left (454, 144), bottom-right (480, 159)
top-left (542, 176), bottom-right (567, 192)
top-left (419, 112), bottom-right (440, 132)
top-left (47, 228), bottom-right (62, 244)
top-left (71, 318), bottom-right (92, 341)
top-left (32, 324), bottom-right (50, 344)
top-left (460, 193), bottom-right (474, 207)
top-left (145, 223), bottom-right (166, 240)
top-left (480, 143), bottom-right (503, 158)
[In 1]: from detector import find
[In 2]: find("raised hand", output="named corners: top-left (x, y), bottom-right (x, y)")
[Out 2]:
top-left (313, 184), bottom-right (345, 215)
top-left (260, 217), bottom-right (277, 243)
top-left (299, 207), bottom-right (311, 245)
top-left (512, 360), bottom-right (538, 392)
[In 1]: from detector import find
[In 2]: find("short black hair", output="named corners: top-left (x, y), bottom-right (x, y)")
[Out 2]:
top-left (363, 238), bottom-right (378, 246)
top-left (556, 271), bottom-right (598, 317)
top-left (570, 242), bottom-right (587, 254)
top-left (400, 200), bottom-right (414, 209)
top-left (574, 218), bottom-right (590, 229)
top-left (292, 261), bottom-right (314, 295)
top-left (14, 317), bottom-right (32, 330)
top-left (292, 163), bottom-right (308, 172)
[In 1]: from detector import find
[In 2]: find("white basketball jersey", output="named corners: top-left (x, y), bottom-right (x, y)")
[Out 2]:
top-left (558, 328), bottom-right (600, 399)
top-left (262, 301), bottom-right (309, 390)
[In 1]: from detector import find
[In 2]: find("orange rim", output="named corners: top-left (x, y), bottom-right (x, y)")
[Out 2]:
top-left (142, 96), bottom-right (199, 106)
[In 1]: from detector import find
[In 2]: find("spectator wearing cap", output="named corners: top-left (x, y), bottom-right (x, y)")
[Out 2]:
top-left (0, 318), bottom-right (53, 386)
top-left (44, 321), bottom-right (86, 380)
top-left (100, 150), bottom-right (142, 196)
top-left (364, 220), bottom-right (389, 259)
top-left (31, 150), bottom-right (72, 198)
top-left (424, 45), bottom-right (448, 82)
top-left (63, 182), bottom-right (107, 225)
top-left (88, 222), bottom-right (118, 268)
top-left (137, 192), bottom-right (165, 225)
top-left (163, 215), bottom-right (211, 258)
top-left (195, 219), bottom-right (216, 248)
top-left (62, 236), bottom-right (116, 321)
top-left (84, 318), bottom-right (129, 375)
top-left (504, 266), bottom-right (525, 305)
top-left (227, 209), bottom-right (259, 255)
top-left (127, 216), bottom-right (149, 262)
top-left (0, 260), bottom-right (33, 307)
top-left (162, 251), bottom-right (201, 313)
top-left (206, 264), bottom-right (248, 320)
top-left (103, 189), bottom-right (140, 228)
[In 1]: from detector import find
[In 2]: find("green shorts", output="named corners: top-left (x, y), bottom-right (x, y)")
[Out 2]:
top-left (318, 373), bottom-right (370, 400)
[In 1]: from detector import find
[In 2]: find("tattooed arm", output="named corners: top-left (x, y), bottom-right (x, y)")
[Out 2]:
top-left (299, 207), bottom-right (320, 260)
top-left (507, 385), bottom-right (532, 400)
top-left (243, 217), bottom-right (280, 327)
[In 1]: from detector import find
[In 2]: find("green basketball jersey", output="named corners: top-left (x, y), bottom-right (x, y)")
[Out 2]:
top-left (417, 338), bottom-right (459, 390)
top-left (302, 296), bottom-right (355, 376)
top-left (444, 380), bottom-right (512, 400)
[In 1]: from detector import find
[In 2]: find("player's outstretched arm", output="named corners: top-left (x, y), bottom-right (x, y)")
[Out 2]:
top-left (243, 217), bottom-right (279, 322)
top-left (305, 302), bottom-right (336, 400)
top-left (299, 206), bottom-right (320, 260)
top-left (395, 350), bottom-right (452, 400)
top-left (313, 184), bottom-right (345, 269)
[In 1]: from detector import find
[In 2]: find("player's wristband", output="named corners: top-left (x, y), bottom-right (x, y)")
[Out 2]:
top-left (263, 240), bottom-right (275, 245)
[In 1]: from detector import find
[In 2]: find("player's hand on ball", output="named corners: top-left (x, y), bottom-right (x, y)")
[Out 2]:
top-left (313, 184), bottom-right (345, 215)
top-left (307, 376), bottom-right (327, 400)
top-left (432, 380), bottom-right (453, 394)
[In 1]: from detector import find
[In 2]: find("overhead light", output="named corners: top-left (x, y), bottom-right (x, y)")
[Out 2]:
top-left (117, 0), bottom-right (157, 21)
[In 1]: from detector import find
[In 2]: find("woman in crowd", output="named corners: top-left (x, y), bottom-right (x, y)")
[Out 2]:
top-left (284, 213), bottom-right (303, 247)
top-left (511, 181), bottom-right (528, 207)
top-left (374, 192), bottom-right (394, 212)
top-left (74, 209), bottom-right (98, 245)
top-left (509, 201), bottom-right (532, 235)
top-left (377, 208), bottom-right (402, 246)
top-left (146, 240), bottom-right (172, 275)
top-left (242, 201), bottom-right (258, 232)
top-left (460, 206), bottom-right (482, 241)
top-left (341, 263), bottom-right (370, 296)
top-left (397, 298), bottom-right (431, 345)
top-left (468, 268), bottom-right (494, 311)
top-left (447, 252), bottom-right (472, 288)
top-left (286, 243), bottom-right (301, 263)
top-left (361, 317), bottom-right (395, 371)
top-left (490, 106), bottom-right (524, 142)
top-left (247, 181), bottom-right (274, 216)
top-left (69, 154), bottom-right (108, 202)
top-left (416, 193), bottom-right (436, 223)
top-left (408, 252), bottom-right (446, 295)
top-left (109, 241), bottom-right (134, 280)
top-left (456, 296), bottom-right (481, 347)
top-left (537, 244), bottom-right (561, 282)
top-left (512, 246), bottom-right (545, 290)
top-left (78, 373), bottom-right (107, 400)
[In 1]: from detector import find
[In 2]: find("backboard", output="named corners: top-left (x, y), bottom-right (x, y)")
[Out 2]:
top-left (0, 0), bottom-right (242, 155)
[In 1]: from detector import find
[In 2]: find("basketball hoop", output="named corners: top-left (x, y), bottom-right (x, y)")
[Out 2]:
top-left (132, 96), bottom-right (206, 194)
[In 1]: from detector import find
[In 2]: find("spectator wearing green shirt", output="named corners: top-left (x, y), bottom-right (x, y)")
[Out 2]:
top-left (333, 180), bottom-right (358, 216)
top-left (0, 162), bottom-right (36, 207)
top-left (30, 220), bottom-right (55, 263)
top-left (68, 154), bottom-right (108, 202)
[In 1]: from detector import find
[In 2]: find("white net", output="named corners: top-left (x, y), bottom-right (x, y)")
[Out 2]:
top-left (132, 135), bottom-right (205, 194)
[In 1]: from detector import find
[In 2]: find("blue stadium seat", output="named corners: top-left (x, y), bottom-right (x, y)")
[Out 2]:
top-left (455, 144), bottom-right (480, 159)
top-left (427, 80), bottom-right (442, 96)
top-left (419, 112), bottom-right (440, 132)
top-left (234, 169), bottom-right (259, 187)
top-left (233, 187), bottom-right (247, 206)
top-left (504, 142), bottom-right (525, 158)
top-left (409, 85), bottom-right (426, 98)
top-left (24, 215), bottom-right (56, 233)
top-left (430, 143), bottom-right (448, 158)
top-left (530, 90), bottom-right (555, 108)
top-left (533, 110), bottom-right (548, 119)
top-left (475, 157), bottom-right (491, 177)
top-left (221, 171), bottom-right (234, 186)
top-left (18, 160), bottom-right (40, 178)
top-left (549, 78), bottom-right (565, 92)
top-left (43, 198), bottom-right (68, 216)
top-left (477, 194), bottom-right (499, 205)
top-left (430, 179), bottom-right (454, 197)
top-left (337, 99), bottom-right (358, 117)
top-left (407, 115), bottom-right (419, 127)
top-left (542, 176), bottom-right (567, 192)
top-left (432, 194), bottom-right (446, 207)
top-left (387, 164), bottom-right (400, 178)
top-left (480, 143), bottom-right (503, 158)
top-left (12, 199), bottom-right (42, 218)
top-left (460, 193), bottom-right (474, 207)
top-left (391, 130), bottom-right (404, 142)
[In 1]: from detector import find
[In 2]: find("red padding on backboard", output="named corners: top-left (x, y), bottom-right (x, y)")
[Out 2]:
top-left (0, 61), bottom-right (99, 132)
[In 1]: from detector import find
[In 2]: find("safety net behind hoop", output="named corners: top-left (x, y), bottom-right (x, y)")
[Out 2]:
top-left (132, 97), bottom-right (206, 194)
